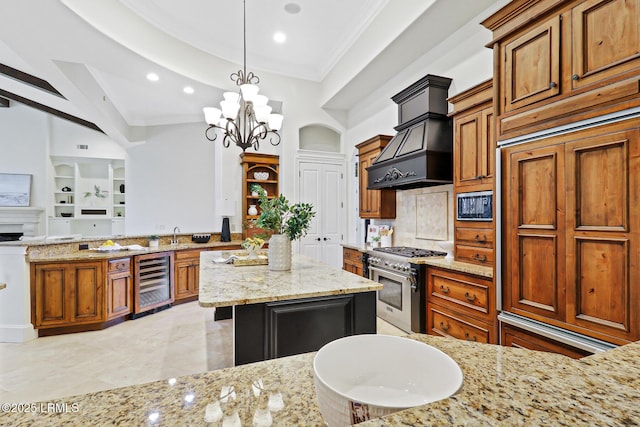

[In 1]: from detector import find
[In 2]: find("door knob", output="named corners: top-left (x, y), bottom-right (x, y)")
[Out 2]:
top-left (316, 238), bottom-right (321, 241)
top-left (323, 237), bottom-right (329, 241)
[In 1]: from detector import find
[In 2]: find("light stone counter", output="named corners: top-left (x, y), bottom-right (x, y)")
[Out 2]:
top-left (5, 335), bottom-right (639, 426)
top-left (412, 256), bottom-right (494, 278)
top-left (198, 251), bottom-right (382, 308)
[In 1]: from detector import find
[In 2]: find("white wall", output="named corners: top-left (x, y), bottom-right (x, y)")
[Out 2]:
top-left (343, 6), bottom-right (497, 244)
top-left (0, 103), bottom-right (49, 234)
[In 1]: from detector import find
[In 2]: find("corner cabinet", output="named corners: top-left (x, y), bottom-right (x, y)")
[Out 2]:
top-left (49, 156), bottom-right (126, 236)
top-left (174, 249), bottom-right (202, 304)
top-left (240, 153), bottom-right (279, 238)
top-left (356, 135), bottom-right (396, 219)
top-left (502, 122), bottom-right (640, 345)
top-left (449, 80), bottom-right (496, 267)
top-left (483, 0), bottom-right (640, 140)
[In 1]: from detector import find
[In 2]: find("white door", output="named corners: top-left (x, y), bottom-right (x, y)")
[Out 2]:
top-left (298, 161), bottom-right (344, 268)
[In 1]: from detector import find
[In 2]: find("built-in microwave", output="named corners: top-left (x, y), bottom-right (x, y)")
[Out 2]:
top-left (456, 190), bottom-right (493, 221)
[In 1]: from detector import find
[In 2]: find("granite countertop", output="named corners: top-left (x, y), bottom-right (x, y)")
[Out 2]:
top-left (5, 335), bottom-right (638, 426)
top-left (198, 251), bottom-right (382, 308)
top-left (341, 243), bottom-right (493, 278)
top-left (26, 239), bottom-right (244, 262)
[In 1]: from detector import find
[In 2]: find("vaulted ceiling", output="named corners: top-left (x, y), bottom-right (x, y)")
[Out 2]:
top-left (0, 0), bottom-right (503, 142)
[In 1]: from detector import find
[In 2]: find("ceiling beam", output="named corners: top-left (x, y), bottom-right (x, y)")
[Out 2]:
top-left (0, 89), bottom-right (102, 132)
top-left (0, 63), bottom-right (65, 98)
top-left (0, 97), bottom-right (8, 108)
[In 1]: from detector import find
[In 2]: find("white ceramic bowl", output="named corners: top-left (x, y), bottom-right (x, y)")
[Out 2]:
top-left (313, 335), bottom-right (463, 426)
top-left (253, 171), bottom-right (269, 180)
top-left (438, 240), bottom-right (454, 260)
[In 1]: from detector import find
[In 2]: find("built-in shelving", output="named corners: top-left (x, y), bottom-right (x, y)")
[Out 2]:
top-left (49, 156), bottom-right (125, 236)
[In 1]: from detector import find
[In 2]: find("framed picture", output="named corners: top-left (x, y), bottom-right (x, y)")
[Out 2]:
top-left (0, 173), bottom-right (32, 207)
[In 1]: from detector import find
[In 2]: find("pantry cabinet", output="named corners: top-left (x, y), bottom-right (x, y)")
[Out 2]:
top-left (502, 122), bottom-right (640, 345)
top-left (356, 135), bottom-right (396, 219)
top-left (483, 0), bottom-right (640, 140)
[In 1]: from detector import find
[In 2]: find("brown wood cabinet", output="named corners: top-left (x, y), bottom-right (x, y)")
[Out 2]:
top-left (342, 247), bottom-right (365, 277)
top-left (449, 80), bottom-right (496, 267)
top-left (502, 122), bottom-right (640, 345)
top-left (356, 135), bottom-right (396, 219)
top-left (501, 324), bottom-right (591, 359)
top-left (426, 267), bottom-right (497, 344)
top-left (174, 249), bottom-right (202, 303)
top-left (241, 153), bottom-right (279, 238)
top-left (450, 79), bottom-right (495, 189)
top-left (483, 0), bottom-right (640, 140)
top-left (31, 260), bottom-right (104, 328)
top-left (106, 258), bottom-right (132, 320)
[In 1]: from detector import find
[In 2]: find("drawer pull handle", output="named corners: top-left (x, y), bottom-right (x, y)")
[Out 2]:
top-left (439, 321), bottom-right (450, 332)
top-left (439, 285), bottom-right (450, 294)
top-left (465, 332), bottom-right (477, 342)
top-left (473, 254), bottom-right (487, 262)
top-left (474, 234), bottom-right (487, 243)
top-left (464, 292), bottom-right (477, 302)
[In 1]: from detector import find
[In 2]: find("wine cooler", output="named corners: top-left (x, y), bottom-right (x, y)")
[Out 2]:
top-left (133, 251), bottom-right (174, 315)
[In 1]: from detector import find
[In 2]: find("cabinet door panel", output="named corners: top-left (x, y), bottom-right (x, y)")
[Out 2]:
top-left (456, 112), bottom-right (481, 184)
top-left (504, 16), bottom-right (561, 111)
top-left (481, 108), bottom-right (495, 180)
top-left (505, 143), bottom-right (565, 321)
top-left (107, 271), bottom-right (132, 319)
top-left (35, 266), bottom-right (68, 326)
top-left (501, 324), bottom-right (591, 359)
top-left (571, 0), bottom-right (640, 89)
top-left (570, 139), bottom-right (628, 230)
top-left (565, 129), bottom-right (639, 341)
top-left (72, 263), bottom-right (103, 322)
top-left (428, 305), bottom-right (492, 343)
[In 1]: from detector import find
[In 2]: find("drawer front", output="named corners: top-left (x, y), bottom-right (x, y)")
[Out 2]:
top-left (455, 227), bottom-right (494, 247)
top-left (342, 248), bottom-right (363, 262)
top-left (428, 305), bottom-right (492, 344)
top-left (455, 244), bottom-right (494, 265)
top-left (108, 258), bottom-right (130, 272)
top-left (429, 270), bottom-right (491, 318)
top-left (175, 249), bottom-right (202, 261)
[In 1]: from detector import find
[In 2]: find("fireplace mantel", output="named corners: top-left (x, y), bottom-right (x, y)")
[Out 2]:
top-left (0, 207), bottom-right (44, 236)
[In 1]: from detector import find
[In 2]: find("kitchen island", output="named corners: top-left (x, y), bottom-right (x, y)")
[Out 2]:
top-left (198, 251), bottom-right (382, 365)
top-left (4, 335), bottom-right (638, 426)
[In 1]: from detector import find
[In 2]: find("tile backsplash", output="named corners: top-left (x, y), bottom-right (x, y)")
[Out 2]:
top-left (374, 184), bottom-right (453, 251)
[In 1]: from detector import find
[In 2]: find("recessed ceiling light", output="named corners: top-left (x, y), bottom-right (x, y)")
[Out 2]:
top-left (183, 86), bottom-right (194, 94)
top-left (284, 3), bottom-right (301, 14)
top-left (146, 73), bottom-right (159, 82)
top-left (273, 32), bottom-right (286, 43)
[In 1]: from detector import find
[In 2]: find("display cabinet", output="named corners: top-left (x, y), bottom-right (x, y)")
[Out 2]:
top-left (240, 153), bottom-right (279, 238)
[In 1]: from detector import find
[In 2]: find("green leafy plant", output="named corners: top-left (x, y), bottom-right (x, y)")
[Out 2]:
top-left (83, 185), bottom-right (108, 199)
top-left (253, 186), bottom-right (315, 241)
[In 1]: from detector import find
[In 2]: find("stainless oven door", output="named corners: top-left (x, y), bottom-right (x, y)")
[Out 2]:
top-left (369, 266), bottom-right (412, 333)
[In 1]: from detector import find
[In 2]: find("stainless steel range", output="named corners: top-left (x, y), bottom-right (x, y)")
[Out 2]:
top-left (367, 246), bottom-right (446, 333)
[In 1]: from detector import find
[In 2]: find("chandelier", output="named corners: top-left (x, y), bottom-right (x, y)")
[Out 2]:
top-left (203, 0), bottom-right (283, 152)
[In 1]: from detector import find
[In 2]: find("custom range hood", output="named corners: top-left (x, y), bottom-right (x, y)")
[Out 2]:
top-left (367, 74), bottom-right (453, 190)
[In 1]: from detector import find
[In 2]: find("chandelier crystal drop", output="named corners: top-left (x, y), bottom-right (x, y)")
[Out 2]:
top-left (203, 0), bottom-right (283, 152)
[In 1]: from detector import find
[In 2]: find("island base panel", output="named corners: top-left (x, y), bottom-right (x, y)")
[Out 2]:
top-left (234, 291), bottom-right (376, 365)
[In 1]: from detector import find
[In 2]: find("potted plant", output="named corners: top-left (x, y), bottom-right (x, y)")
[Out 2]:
top-left (253, 187), bottom-right (315, 270)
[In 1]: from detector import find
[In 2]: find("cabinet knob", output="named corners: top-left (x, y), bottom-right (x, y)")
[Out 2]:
top-left (465, 332), bottom-right (478, 342)
top-left (464, 292), bottom-right (477, 302)
top-left (549, 81), bottom-right (557, 88)
top-left (473, 254), bottom-right (488, 263)
top-left (572, 74), bottom-right (580, 81)
top-left (474, 234), bottom-right (487, 243)
top-left (439, 321), bottom-right (450, 332)
top-left (439, 285), bottom-right (450, 294)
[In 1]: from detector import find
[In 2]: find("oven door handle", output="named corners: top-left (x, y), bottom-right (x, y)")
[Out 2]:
top-left (368, 266), bottom-right (415, 289)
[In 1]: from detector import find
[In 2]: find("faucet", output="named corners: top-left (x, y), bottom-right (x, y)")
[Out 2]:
top-left (171, 226), bottom-right (181, 245)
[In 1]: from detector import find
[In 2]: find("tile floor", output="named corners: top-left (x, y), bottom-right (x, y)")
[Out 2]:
top-left (0, 301), bottom-right (405, 403)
